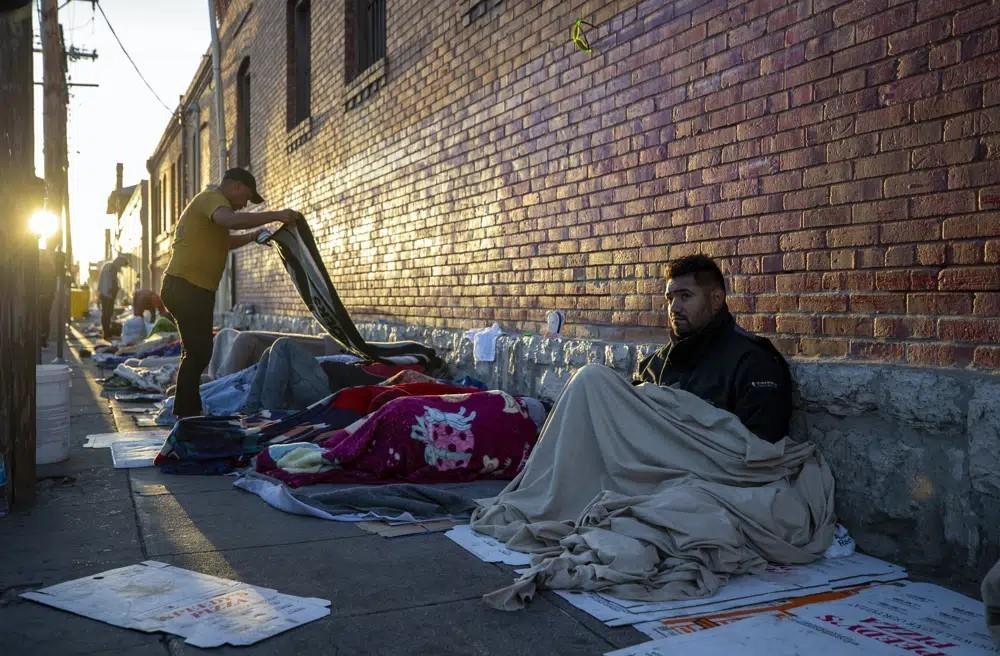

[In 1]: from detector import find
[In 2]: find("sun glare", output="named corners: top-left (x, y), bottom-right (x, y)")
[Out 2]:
top-left (29, 210), bottom-right (59, 246)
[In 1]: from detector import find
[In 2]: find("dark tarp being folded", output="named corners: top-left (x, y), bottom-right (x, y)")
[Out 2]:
top-left (264, 219), bottom-right (440, 368)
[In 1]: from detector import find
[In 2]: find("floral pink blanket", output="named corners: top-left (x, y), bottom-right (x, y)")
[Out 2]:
top-left (255, 390), bottom-right (541, 486)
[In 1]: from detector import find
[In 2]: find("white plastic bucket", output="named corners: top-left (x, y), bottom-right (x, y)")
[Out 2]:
top-left (36, 364), bottom-right (71, 464)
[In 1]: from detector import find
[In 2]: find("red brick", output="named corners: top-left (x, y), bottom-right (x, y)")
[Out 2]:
top-left (856, 5), bottom-right (915, 42)
top-left (851, 293), bottom-right (907, 312)
top-left (756, 294), bottom-right (799, 312)
top-left (855, 104), bottom-right (910, 133)
top-left (879, 122), bottom-right (942, 151)
top-left (876, 269), bottom-right (911, 290)
top-left (885, 245), bottom-right (916, 266)
top-left (980, 187), bottom-right (1000, 211)
top-left (827, 225), bottom-right (879, 248)
top-left (887, 16), bottom-right (952, 54)
top-left (916, 0), bottom-right (983, 22)
top-left (803, 162), bottom-right (853, 187)
top-left (780, 229), bottom-right (827, 251)
top-left (851, 340), bottom-right (907, 361)
top-left (804, 206), bottom-right (852, 227)
top-left (907, 293), bottom-right (975, 315)
top-left (823, 314), bottom-right (874, 336)
top-left (938, 318), bottom-right (1000, 341)
top-left (943, 53), bottom-right (1000, 90)
top-left (911, 140), bottom-right (979, 169)
top-left (832, 40), bottom-right (887, 73)
top-left (914, 87), bottom-right (983, 122)
top-left (907, 343), bottom-right (975, 367)
top-left (939, 266), bottom-right (1000, 290)
top-left (942, 214), bottom-right (1000, 239)
top-left (878, 73), bottom-right (941, 107)
top-left (943, 108), bottom-right (1000, 141)
top-left (799, 337), bottom-right (851, 357)
top-left (973, 345), bottom-right (1000, 369)
top-left (966, 292), bottom-right (1000, 317)
top-left (777, 315), bottom-right (820, 334)
top-left (949, 241), bottom-right (986, 264)
top-left (826, 134), bottom-right (879, 161)
top-left (949, 162), bottom-right (1000, 190)
top-left (955, 2), bottom-right (1000, 34)
top-left (916, 243), bottom-right (948, 264)
top-left (875, 316), bottom-right (937, 338)
top-left (833, 0), bottom-right (888, 27)
top-left (831, 179), bottom-right (882, 203)
top-left (879, 219), bottom-right (942, 244)
top-left (824, 270), bottom-right (876, 291)
top-left (884, 170), bottom-right (948, 198)
top-left (854, 151), bottom-right (909, 179)
top-left (929, 40), bottom-right (962, 69)
top-left (800, 294), bottom-right (850, 312)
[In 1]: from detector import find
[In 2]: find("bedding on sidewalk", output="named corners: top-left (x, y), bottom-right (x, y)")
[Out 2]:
top-left (469, 364), bottom-right (836, 611)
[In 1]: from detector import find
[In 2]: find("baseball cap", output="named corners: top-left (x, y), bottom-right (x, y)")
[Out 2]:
top-left (222, 167), bottom-right (264, 204)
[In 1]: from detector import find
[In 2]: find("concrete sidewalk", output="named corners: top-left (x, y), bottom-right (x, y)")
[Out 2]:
top-left (0, 328), bottom-right (645, 655)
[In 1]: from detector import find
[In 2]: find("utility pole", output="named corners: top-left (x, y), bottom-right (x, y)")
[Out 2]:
top-left (40, 0), bottom-right (69, 362)
top-left (0, 0), bottom-right (40, 509)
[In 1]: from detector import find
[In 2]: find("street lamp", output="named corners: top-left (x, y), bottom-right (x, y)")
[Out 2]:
top-left (29, 209), bottom-right (59, 249)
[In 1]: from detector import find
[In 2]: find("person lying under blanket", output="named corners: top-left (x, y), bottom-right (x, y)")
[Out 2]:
top-left (470, 254), bottom-right (836, 610)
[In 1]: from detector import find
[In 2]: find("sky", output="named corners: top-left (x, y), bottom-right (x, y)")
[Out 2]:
top-left (33, 0), bottom-right (209, 279)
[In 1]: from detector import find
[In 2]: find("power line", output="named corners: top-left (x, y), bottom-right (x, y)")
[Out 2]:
top-left (94, 0), bottom-right (173, 112)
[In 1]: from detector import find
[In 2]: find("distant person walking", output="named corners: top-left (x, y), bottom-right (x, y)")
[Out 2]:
top-left (160, 167), bottom-right (299, 418)
top-left (37, 247), bottom-right (57, 348)
top-left (97, 254), bottom-right (130, 340)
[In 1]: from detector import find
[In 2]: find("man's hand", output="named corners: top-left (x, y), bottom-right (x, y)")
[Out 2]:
top-left (279, 209), bottom-right (302, 224)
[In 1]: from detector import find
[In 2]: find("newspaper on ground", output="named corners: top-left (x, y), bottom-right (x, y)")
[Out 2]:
top-left (444, 524), bottom-right (532, 565)
top-left (554, 552), bottom-right (905, 626)
top-left (607, 581), bottom-right (1000, 656)
top-left (20, 561), bottom-right (330, 648)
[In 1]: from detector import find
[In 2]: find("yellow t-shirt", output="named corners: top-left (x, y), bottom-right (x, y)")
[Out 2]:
top-left (164, 188), bottom-right (231, 291)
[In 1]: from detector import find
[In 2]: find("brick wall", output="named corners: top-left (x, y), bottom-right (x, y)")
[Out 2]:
top-left (212, 0), bottom-right (1000, 371)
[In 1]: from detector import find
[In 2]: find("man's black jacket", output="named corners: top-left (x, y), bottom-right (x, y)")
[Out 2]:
top-left (634, 308), bottom-right (793, 443)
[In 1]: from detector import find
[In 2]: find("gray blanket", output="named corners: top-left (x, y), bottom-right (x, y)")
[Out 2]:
top-left (209, 328), bottom-right (347, 379)
top-left (986, 558), bottom-right (1000, 646)
top-left (242, 337), bottom-right (331, 413)
top-left (295, 480), bottom-right (508, 519)
top-left (470, 363), bottom-right (836, 610)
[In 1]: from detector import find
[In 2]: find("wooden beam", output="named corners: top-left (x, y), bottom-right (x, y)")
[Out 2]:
top-left (0, 1), bottom-right (39, 509)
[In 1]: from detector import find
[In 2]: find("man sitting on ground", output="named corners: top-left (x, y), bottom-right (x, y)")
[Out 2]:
top-left (634, 254), bottom-right (792, 442)
top-left (471, 253), bottom-right (832, 611)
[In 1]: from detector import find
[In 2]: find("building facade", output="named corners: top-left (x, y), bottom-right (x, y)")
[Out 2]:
top-left (206, 0), bottom-right (1000, 371)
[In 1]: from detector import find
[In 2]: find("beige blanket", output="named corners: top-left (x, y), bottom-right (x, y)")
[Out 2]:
top-left (986, 559), bottom-right (1000, 646)
top-left (471, 364), bottom-right (836, 610)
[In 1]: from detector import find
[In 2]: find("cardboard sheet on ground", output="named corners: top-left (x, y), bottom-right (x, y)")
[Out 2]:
top-left (20, 561), bottom-right (331, 648)
top-left (134, 416), bottom-right (159, 427)
top-left (84, 430), bottom-right (169, 449)
top-left (558, 552), bottom-right (906, 626)
top-left (120, 406), bottom-right (156, 414)
top-left (110, 438), bottom-right (166, 468)
top-left (608, 581), bottom-right (1000, 656)
top-left (114, 391), bottom-right (166, 402)
top-left (444, 525), bottom-right (532, 565)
